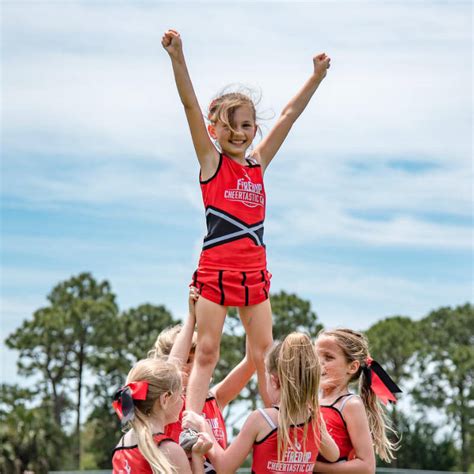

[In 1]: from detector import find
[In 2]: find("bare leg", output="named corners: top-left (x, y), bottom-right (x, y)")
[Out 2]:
top-left (186, 296), bottom-right (227, 413)
top-left (239, 298), bottom-right (273, 407)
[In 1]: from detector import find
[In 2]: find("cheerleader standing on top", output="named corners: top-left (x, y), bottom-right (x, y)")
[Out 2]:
top-left (162, 28), bottom-right (331, 414)
top-left (313, 328), bottom-right (402, 473)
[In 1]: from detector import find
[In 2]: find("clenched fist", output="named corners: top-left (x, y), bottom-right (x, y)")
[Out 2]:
top-left (162, 29), bottom-right (183, 59)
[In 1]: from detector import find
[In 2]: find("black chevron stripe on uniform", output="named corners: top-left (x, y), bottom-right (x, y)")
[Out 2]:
top-left (203, 206), bottom-right (265, 250)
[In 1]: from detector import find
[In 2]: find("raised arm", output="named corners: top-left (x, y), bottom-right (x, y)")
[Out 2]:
top-left (162, 29), bottom-right (219, 176)
top-left (253, 53), bottom-right (331, 173)
top-left (168, 286), bottom-right (199, 367)
top-left (211, 336), bottom-right (256, 409)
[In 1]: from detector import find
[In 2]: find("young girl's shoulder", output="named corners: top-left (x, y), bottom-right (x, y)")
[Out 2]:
top-left (159, 440), bottom-right (192, 471)
top-left (249, 407), bottom-right (279, 439)
top-left (242, 408), bottom-right (278, 430)
top-left (248, 150), bottom-right (262, 165)
top-left (341, 395), bottom-right (368, 424)
top-left (343, 394), bottom-right (364, 409)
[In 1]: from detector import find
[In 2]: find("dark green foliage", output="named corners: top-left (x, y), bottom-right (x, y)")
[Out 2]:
top-left (366, 315), bottom-right (418, 383)
top-left (378, 413), bottom-right (459, 470)
top-left (0, 384), bottom-right (71, 473)
top-left (270, 290), bottom-right (322, 340)
top-left (412, 303), bottom-right (473, 472)
top-left (84, 302), bottom-right (178, 468)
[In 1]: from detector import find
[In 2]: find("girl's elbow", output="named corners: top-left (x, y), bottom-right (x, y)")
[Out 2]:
top-left (367, 460), bottom-right (376, 474)
top-left (358, 458), bottom-right (376, 474)
top-left (321, 444), bottom-right (339, 463)
top-left (280, 110), bottom-right (296, 124)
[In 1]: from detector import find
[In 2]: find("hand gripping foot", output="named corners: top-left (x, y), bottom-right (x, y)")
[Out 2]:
top-left (179, 428), bottom-right (199, 452)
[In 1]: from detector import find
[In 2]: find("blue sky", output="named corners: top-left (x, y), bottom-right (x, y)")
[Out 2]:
top-left (1, 1), bottom-right (472, 384)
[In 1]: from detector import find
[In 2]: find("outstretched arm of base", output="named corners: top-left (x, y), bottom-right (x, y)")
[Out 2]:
top-left (168, 286), bottom-right (199, 367)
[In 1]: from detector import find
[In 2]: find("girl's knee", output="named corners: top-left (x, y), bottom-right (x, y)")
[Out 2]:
top-left (251, 341), bottom-right (273, 365)
top-left (195, 340), bottom-right (219, 367)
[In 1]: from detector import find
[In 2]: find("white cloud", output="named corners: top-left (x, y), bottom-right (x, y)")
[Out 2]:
top-left (2, 1), bottom-right (471, 384)
top-left (269, 256), bottom-right (471, 329)
top-left (3, 2), bottom-right (471, 161)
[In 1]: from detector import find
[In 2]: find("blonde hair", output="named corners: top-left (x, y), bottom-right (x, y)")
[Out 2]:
top-left (266, 332), bottom-right (321, 460)
top-left (208, 91), bottom-right (257, 136)
top-left (317, 328), bottom-right (398, 462)
top-left (148, 324), bottom-right (197, 359)
top-left (125, 358), bottom-right (182, 474)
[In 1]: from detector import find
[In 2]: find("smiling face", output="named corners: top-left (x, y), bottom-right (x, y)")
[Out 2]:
top-left (315, 335), bottom-right (359, 390)
top-left (209, 105), bottom-right (257, 160)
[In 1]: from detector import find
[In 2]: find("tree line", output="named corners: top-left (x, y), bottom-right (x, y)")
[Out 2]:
top-left (1, 273), bottom-right (472, 472)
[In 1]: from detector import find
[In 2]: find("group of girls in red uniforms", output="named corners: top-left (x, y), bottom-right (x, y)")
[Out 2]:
top-left (111, 28), bottom-right (401, 473)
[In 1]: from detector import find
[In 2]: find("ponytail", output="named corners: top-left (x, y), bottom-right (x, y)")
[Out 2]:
top-left (132, 411), bottom-right (177, 474)
top-left (267, 333), bottom-right (321, 460)
top-left (318, 328), bottom-right (399, 462)
top-left (359, 365), bottom-right (398, 462)
top-left (114, 358), bottom-right (182, 473)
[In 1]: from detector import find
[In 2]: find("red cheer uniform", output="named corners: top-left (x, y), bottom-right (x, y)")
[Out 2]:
top-left (192, 153), bottom-right (271, 306)
top-left (112, 432), bottom-right (174, 474)
top-left (252, 408), bottom-right (321, 473)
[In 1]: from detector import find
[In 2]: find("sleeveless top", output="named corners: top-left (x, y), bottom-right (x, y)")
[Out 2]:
top-left (112, 432), bottom-right (173, 473)
top-left (252, 408), bottom-right (320, 473)
top-left (319, 394), bottom-right (355, 462)
top-left (202, 395), bottom-right (228, 448)
top-left (199, 153), bottom-right (267, 271)
top-left (165, 395), bottom-right (227, 448)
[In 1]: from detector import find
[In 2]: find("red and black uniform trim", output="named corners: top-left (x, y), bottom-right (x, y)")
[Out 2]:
top-left (318, 394), bottom-right (355, 462)
top-left (112, 432), bottom-right (173, 473)
top-left (197, 153), bottom-right (267, 272)
top-left (251, 407), bottom-right (320, 473)
top-left (203, 206), bottom-right (265, 250)
top-left (193, 153), bottom-right (270, 306)
top-left (191, 267), bottom-right (271, 307)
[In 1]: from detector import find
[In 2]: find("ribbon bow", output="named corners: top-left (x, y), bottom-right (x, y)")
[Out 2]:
top-left (112, 381), bottom-right (149, 425)
top-left (362, 357), bottom-right (402, 405)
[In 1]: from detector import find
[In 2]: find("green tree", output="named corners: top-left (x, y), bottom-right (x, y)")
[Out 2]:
top-left (84, 303), bottom-right (177, 468)
top-left (46, 272), bottom-right (119, 468)
top-left (378, 412), bottom-right (459, 470)
top-left (413, 303), bottom-right (474, 471)
top-left (6, 306), bottom-right (73, 425)
top-left (366, 316), bottom-right (418, 384)
top-left (0, 384), bottom-right (71, 474)
top-left (121, 303), bottom-right (176, 362)
top-left (6, 272), bottom-right (119, 469)
top-left (271, 290), bottom-right (322, 340)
